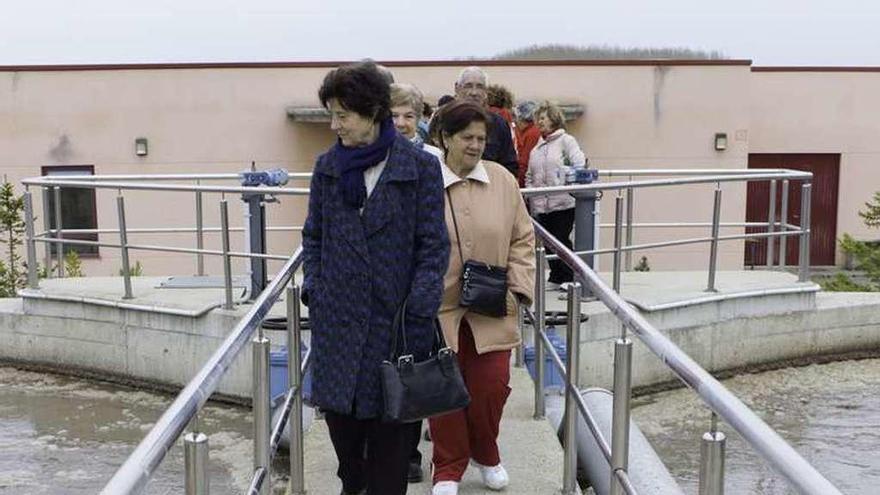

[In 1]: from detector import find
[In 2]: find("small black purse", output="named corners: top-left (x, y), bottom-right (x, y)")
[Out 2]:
top-left (379, 299), bottom-right (470, 423)
top-left (447, 190), bottom-right (509, 318)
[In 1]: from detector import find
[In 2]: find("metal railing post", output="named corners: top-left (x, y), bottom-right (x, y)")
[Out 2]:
top-left (625, 186), bottom-right (634, 271)
top-left (253, 333), bottom-right (271, 495)
top-left (562, 282), bottom-right (582, 495)
top-left (778, 180), bottom-right (789, 268)
top-left (699, 413), bottom-right (726, 495)
top-left (41, 187), bottom-right (53, 277)
top-left (610, 336), bottom-right (633, 495)
top-left (23, 191), bottom-right (39, 289)
top-left (766, 180), bottom-right (777, 267)
top-left (53, 186), bottom-right (64, 278)
top-left (534, 247), bottom-right (547, 420)
top-left (116, 195), bottom-right (133, 299)
top-left (707, 187), bottom-right (722, 292)
top-left (195, 190), bottom-right (205, 276)
top-left (613, 195), bottom-right (624, 293)
top-left (287, 285), bottom-right (306, 495)
top-left (184, 431), bottom-right (210, 495)
top-left (798, 183), bottom-right (812, 282)
top-left (220, 199), bottom-right (234, 309)
top-left (514, 305), bottom-right (525, 367)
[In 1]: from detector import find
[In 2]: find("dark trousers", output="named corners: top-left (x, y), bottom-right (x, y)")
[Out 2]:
top-left (537, 207), bottom-right (575, 284)
top-left (325, 410), bottom-right (413, 495)
top-left (408, 419), bottom-right (423, 466)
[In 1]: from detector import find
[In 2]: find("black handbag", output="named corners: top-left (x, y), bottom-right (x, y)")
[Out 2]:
top-left (379, 299), bottom-right (470, 423)
top-left (447, 190), bottom-right (509, 317)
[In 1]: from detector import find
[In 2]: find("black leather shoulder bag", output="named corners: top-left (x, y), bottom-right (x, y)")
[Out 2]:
top-left (379, 298), bottom-right (470, 423)
top-left (447, 189), bottom-right (509, 318)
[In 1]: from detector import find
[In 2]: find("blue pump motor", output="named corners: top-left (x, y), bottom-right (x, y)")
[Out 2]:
top-left (239, 168), bottom-right (289, 187)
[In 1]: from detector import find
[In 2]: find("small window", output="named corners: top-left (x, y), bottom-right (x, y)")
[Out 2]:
top-left (41, 165), bottom-right (99, 257)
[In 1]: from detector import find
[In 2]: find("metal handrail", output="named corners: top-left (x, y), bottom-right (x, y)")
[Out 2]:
top-left (100, 247), bottom-right (303, 494)
top-left (520, 170), bottom-right (812, 197)
top-left (22, 177), bottom-right (309, 195)
top-left (532, 221), bottom-right (842, 495)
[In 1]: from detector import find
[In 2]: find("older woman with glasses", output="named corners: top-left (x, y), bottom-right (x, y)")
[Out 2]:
top-left (302, 61), bottom-right (449, 495)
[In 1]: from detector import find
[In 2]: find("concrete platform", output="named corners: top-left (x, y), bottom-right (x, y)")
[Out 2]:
top-left (301, 366), bottom-right (570, 494)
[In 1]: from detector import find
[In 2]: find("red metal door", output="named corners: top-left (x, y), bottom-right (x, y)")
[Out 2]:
top-left (744, 154), bottom-right (840, 266)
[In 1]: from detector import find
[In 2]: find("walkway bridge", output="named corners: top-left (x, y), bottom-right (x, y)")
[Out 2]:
top-left (6, 168), bottom-right (855, 494)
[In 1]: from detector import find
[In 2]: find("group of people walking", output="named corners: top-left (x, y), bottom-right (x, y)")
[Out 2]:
top-left (302, 60), bottom-right (586, 494)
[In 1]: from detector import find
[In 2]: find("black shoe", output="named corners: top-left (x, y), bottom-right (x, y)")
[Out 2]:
top-left (340, 490), bottom-right (366, 495)
top-left (407, 461), bottom-right (424, 483)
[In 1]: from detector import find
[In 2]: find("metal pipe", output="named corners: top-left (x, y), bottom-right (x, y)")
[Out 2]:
top-left (562, 282), bottom-right (582, 495)
top-left (514, 305), bottom-right (525, 367)
top-left (220, 200), bottom-right (234, 310)
top-left (598, 221), bottom-right (791, 229)
top-left (41, 187), bottom-right (52, 277)
top-left (610, 338), bottom-right (633, 495)
top-left (184, 432), bottom-right (210, 495)
top-left (544, 228), bottom-right (804, 261)
top-left (37, 172), bottom-right (314, 182)
top-left (253, 336), bottom-right (271, 495)
top-left (613, 195), bottom-right (624, 292)
top-left (518, 171), bottom-right (813, 197)
top-left (196, 191), bottom-right (205, 276)
top-left (101, 249), bottom-right (302, 494)
top-left (23, 191), bottom-right (39, 289)
top-left (30, 236), bottom-right (290, 261)
top-left (779, 180), bottom-right (789, 268)
top-left (35, 225), bottom-right (302, 235)
top-left (766, 180), bottom-right (777, 267)
top-left (532, 221), bottom-right (841, 495)
top-left (707, 187), bottom-right (722, 292)
top-left (53, 186), bottom-right (64, 278)
top-left (798, 183), bottom-right (812, 282)
top-left (287, 285), bottom-right (306, 495)
top-left (625, 187), bottom-right (634, 271)
top-left (699, 419), bottom-right (726, 495)
top-left (22, 178), bottom-right (309, 196)
top-left (117, 195), bottom-right (133, 299)
top-left (534, 247), bottom-right (547, 420)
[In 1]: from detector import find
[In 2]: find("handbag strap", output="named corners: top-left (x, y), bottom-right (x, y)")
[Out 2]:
top-left (445, 189), bottom-right (465, 265)
top-left (387, 298), bottom-right (409, 360)
top-left (386, 297), bottom-right (448, 361)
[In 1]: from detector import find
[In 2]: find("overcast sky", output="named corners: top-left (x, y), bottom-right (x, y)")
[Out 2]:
top-left (2, 0), bottom-right (879, 66)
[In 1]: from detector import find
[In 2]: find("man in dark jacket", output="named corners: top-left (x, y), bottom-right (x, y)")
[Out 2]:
top-left (454, 66), bottom-right (518, 176)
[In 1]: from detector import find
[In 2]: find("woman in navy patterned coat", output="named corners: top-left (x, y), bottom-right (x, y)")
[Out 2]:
top-left (302, 61), bottom-right (450, 495)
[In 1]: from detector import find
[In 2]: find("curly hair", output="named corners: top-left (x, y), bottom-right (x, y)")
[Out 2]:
top-left (536, 100), bottom-right (566, 131)
top-left (487, 84), bottom-right (514, 109)
top-left (389, 83), bottom-right (425, 114)
top-left (318, 61), bottom-right (391, 122)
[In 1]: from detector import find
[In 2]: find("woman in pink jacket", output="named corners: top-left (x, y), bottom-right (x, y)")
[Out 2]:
top-left (525, 100), bottom-right (587, 289)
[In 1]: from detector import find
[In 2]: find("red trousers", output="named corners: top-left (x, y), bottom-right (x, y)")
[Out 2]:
top-left (429, 321), bottom-right (512, 483)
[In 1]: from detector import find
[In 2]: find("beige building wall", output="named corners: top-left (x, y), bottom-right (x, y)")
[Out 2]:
top-left (750, 69), bottom-right (880, 264)
top-left (0, 61), bottom-right (754, 278)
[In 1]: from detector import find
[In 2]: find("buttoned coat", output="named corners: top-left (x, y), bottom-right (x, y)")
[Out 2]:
top-left (302, 135), bottom-right (450, 419)
top-left (525, 129), bottom-right (586, 215)
top-left (439, 160), bottom-right (536, 354)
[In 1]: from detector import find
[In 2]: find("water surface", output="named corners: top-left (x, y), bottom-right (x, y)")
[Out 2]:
top-left (633, 359), bottom-right (880, 494)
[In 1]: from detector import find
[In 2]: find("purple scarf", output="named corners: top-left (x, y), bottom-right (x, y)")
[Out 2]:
top-left (333, 118), bottom-right (396, 208)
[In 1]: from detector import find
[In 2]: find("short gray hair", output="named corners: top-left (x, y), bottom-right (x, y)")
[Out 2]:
top-left (390, 83), bottom-right (425, 113)
top-left (455, 66), bottom-right (489, 87)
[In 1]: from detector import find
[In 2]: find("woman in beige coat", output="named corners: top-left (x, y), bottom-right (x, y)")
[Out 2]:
top-left (428, 101), bottom-right (536, 495)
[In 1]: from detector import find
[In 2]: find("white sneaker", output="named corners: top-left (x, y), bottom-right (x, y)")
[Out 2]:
top-left (470, 460), bottom-right (509, 490)
top-left (546, 281), bottom-right (562, 291)
top-left (432, 481), bottom-right (459, 495)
